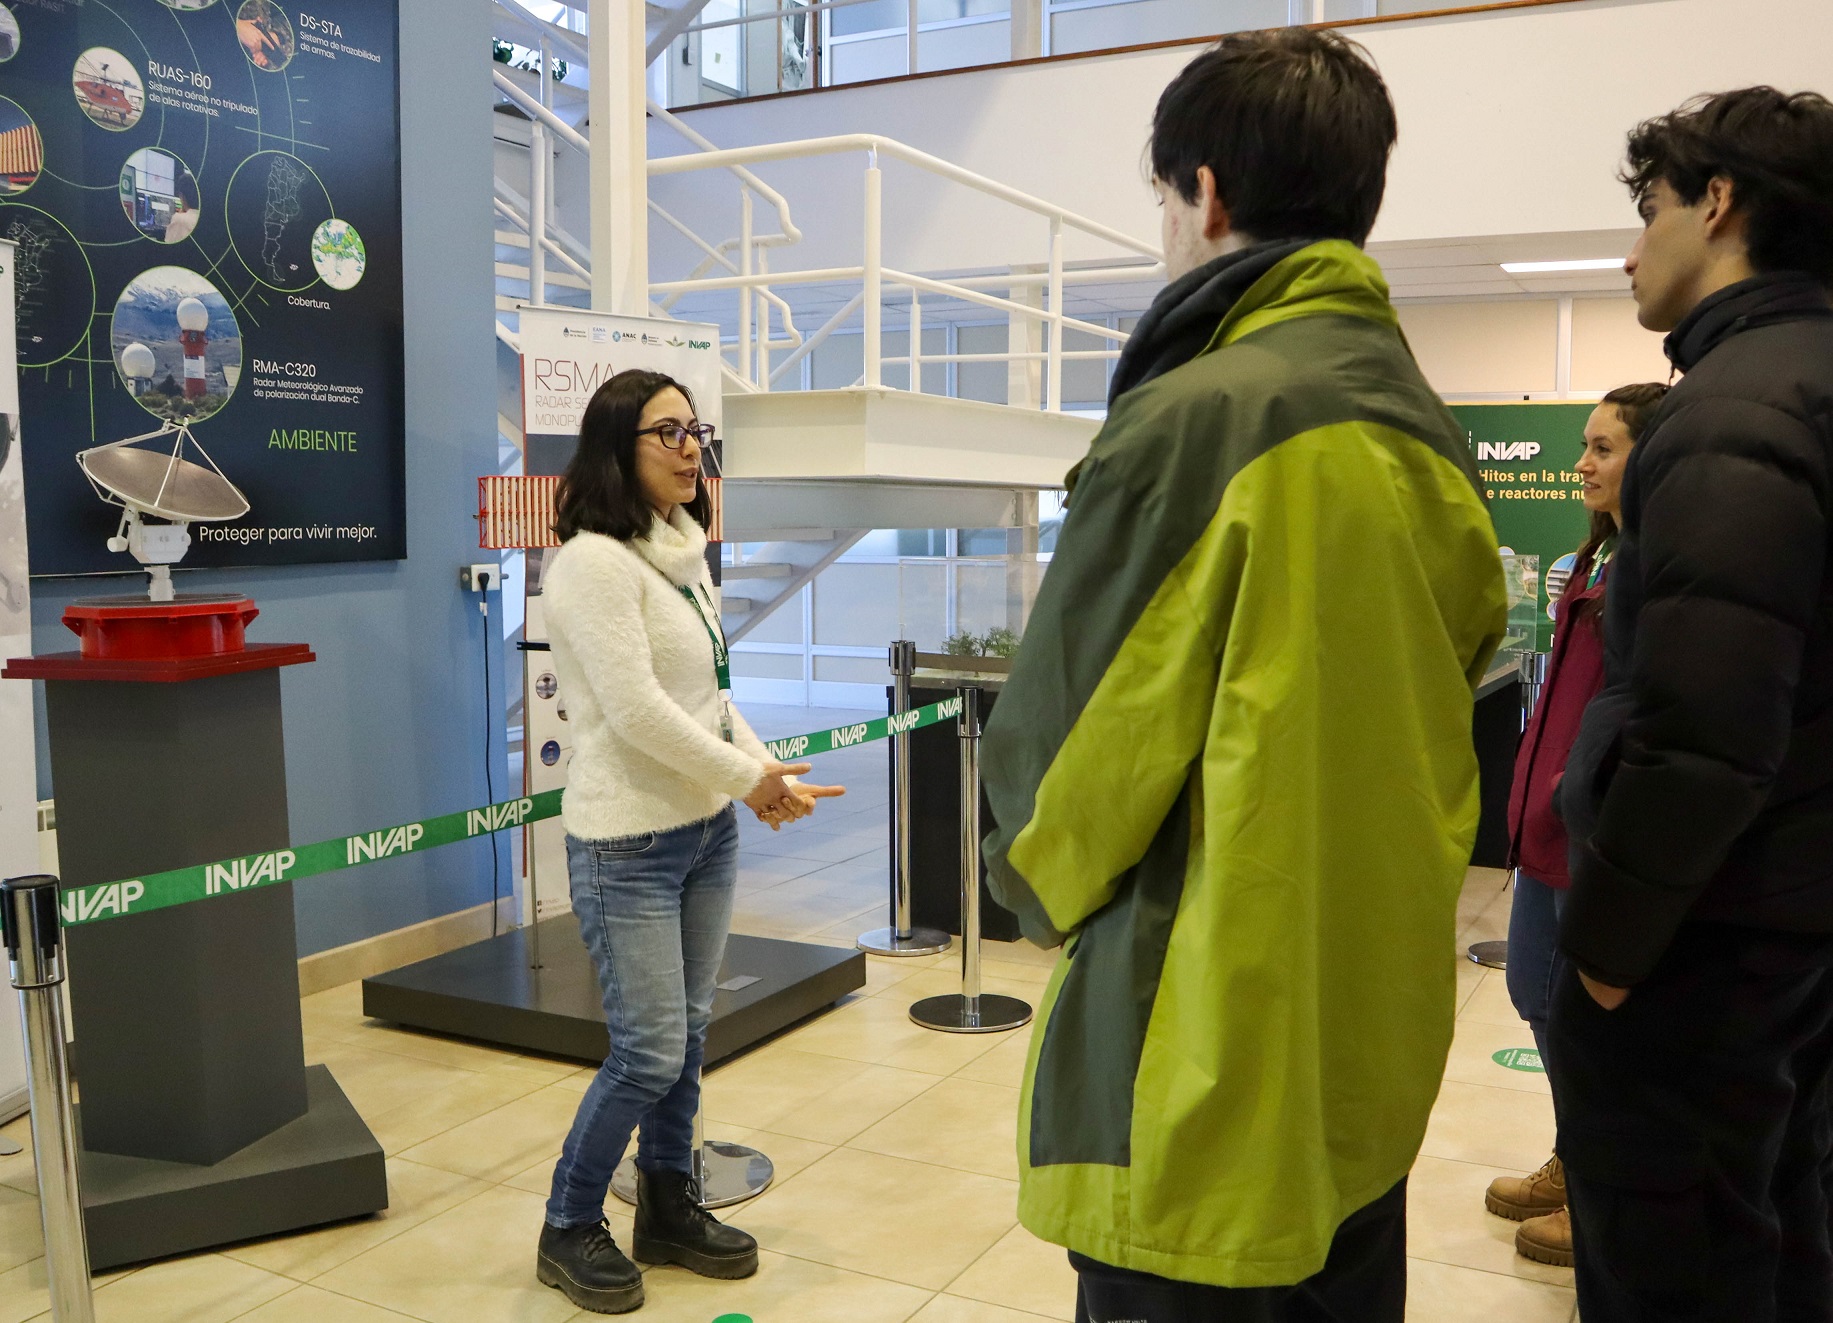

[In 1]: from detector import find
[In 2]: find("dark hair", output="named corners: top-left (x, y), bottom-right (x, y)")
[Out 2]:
top-left (1566, 382), bottom-right (1670, 615)
top-left (1148, 28), bottom-right (1397, 246)
top-left (1622, 87), bottom-right (1833, 281)
top-left (553, 369), bottom-right (711, 543)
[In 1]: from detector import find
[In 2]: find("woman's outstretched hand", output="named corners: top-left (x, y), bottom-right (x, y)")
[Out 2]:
top-left (793, 783), bottom-right (847, 818)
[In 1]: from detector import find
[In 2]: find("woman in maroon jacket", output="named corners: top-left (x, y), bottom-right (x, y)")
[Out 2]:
top-left (1483, 381), bottom-right (1669, 1267)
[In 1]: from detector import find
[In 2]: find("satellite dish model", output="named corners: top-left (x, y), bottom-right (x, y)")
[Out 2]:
top-left (76, 421), bottom-right (249, 603)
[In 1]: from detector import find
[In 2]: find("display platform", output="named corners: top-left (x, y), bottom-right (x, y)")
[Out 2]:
top-left (362, 925), bottom-right (865, 1067)
top-left (78, 1065), bottom-right (385, 1272)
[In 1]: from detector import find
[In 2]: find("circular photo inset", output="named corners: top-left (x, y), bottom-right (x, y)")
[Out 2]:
top-left (540, 740), bottom-right (562, 768)
top-left (0, 6), bottom-right (20, 63)
top-left (225, 149), bottom-right (333, 290)
top-left (534, 673), bottom-right (558, 701)
top-left (73, 48), bottom-right (145, 132)
top-left (111, 266), bottom-right (244, 424)
top-left (310, 218), bottom-right (366, 290)
top-left (157, 0), bottom-right (221, 9)
top-left (236, 0), bottom-right (295, 72)
top-left (557, 704), bottom-right (568, 722)
top-left (0, 98), bottom-right (41, 196)
top-left (120, 148), bottom-right (202, 244)
top-left (1, 205), bottom-right (95, 366)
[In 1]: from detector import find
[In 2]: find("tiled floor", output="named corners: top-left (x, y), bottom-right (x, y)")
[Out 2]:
top-left (0, 706), bottom-right (1576, 1321)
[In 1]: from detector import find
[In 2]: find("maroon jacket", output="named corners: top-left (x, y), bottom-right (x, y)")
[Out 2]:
top-left (1507, 559), bottom-right (1609, 889)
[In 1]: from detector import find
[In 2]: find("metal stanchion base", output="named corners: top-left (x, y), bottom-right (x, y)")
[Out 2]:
top-left (856, 925), bottom-right (952, 957)
top-left (910, 992), bottom-right (1033, 1034)
top-left (1468, 940), bottom-right (1508, 970)
top-left (0, 1136), bottom-right (19, 1156)
top-left (609, 1142), bottom-right (775, 1210)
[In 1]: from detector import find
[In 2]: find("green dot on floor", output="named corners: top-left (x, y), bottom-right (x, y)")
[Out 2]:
top-left (712, 1316), bottom-right (753, 1323)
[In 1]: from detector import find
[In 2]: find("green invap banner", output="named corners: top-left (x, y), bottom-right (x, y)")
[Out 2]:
top-left (1450, 403), bottom-right (1598, 650)
top-left (59, 700), bottom-right (968, 928)
top-left (57, 791), bottom-right (565, 929)
top-left (763, 697), bottom-right (963, 762)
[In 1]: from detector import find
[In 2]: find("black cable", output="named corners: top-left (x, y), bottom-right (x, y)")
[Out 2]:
top-left (480, 569), bottom-right (500, 938)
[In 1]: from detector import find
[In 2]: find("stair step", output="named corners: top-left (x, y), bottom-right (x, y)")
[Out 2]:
top-left (722, 563), bottom-right (794, 580)
top-left (719, 598), bottom-right (755, 616)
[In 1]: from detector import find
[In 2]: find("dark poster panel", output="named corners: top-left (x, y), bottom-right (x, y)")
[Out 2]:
top-left (1, 0), bottom-right (403, 573)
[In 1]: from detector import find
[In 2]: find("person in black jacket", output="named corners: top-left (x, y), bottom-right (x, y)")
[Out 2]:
top-left (1550, 86), bottom-right (1833, 1323)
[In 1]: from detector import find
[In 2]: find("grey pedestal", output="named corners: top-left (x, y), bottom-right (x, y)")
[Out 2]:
top-left (37, 661), bottom-right (386, 1268)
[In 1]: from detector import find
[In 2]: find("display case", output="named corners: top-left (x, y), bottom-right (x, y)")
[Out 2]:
top-left (897, 554), bottom-right (1045, 678)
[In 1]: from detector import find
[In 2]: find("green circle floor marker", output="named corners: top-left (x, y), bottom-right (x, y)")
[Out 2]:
top-left (1492, 1047), bottom-right (1545, 1073)
top-left (712, 1315), bottom-right (754, 1323)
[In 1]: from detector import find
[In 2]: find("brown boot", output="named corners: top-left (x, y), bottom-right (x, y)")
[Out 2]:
top-left (1515, 1206), bottom-right (1574, 1267)
top-left (1485, 1153), bottom-right (1565, 1221)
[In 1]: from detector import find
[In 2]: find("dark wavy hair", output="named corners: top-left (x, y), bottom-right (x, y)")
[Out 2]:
top-left (552, 369), bottom-right (711, 543)
top-left (1566, 382), bottom-right (1670, 618)
top-left (1622, 87), bottom-right (1833, 281)
top-left (1149, 27), bottom-right (1396, 246)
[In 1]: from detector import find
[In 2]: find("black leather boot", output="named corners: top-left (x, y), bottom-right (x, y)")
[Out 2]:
top-left (632, 1167), bottom-right (759, 1279)
top-left (536, 1218), bottom-right (645, 1314)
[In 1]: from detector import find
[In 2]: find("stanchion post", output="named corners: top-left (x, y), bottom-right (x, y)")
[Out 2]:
top-left (610, 1100), bottom-right (773, 1210)
top-left (2, 874), bottom-right (95, 1323)
top-left (910, 687), bottom-right (1032, 1034)
top-left (858, 640), bottom-right (950, 957)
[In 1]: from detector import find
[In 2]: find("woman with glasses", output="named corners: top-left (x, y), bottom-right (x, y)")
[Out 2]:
top-left (535, 369), bottom-right (844, 1314)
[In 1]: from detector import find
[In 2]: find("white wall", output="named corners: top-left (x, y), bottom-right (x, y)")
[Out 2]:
top-left (648, 0), bottom-right (1833, 280)
top-left (1396, 294), bottom-right (1670, 398)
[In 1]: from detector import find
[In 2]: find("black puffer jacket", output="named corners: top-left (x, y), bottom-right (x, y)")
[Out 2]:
top-left (1559, 272), bottom-right (1833, 987)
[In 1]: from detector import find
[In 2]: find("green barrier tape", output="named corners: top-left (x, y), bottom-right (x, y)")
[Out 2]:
top-left (58, 698), bottom-right (965, 928)
top-left (763, 696), bottom-right (962, 761)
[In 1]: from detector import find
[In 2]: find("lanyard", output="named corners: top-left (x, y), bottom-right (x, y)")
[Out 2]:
top-left (1587, 538), bottom-right (1616, 590)
top-left (678, 584), bottom-right (734, 741)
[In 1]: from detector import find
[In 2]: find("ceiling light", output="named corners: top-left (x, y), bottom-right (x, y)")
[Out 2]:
top-left (1500, 258), bottom-right (1627, 274)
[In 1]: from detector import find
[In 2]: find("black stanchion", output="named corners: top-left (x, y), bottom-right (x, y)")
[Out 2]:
top-left (910, 687), bottom-right (1032, 1034)
top-left (858, 640), bottom-right (952, 957)
top-left (2, 874), bottom-right (95, 1323)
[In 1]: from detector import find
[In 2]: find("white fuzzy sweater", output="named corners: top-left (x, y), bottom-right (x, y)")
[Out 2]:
top-left (543, 509), bottom-right (774, 841)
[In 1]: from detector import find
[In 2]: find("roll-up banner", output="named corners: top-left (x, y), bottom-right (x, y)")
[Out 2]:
top-left (0, 0), bottom-right (405, 572)
top-left (1451, 402), bottom-right (1595, 651)
top-left (515, 308), bottom-right (726, 922)
top-left (0, 240), bottom-right (33, 1122)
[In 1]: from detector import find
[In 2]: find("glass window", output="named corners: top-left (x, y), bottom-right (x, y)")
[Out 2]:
top-left (701, 0), bottom-right (744, 92)
top-left (918, 0), bottom-right (1009, 19)
top-left (811, 331), bottom-right (865, 390)
top-left (1060, 325), bottom-right (1112, 407)
top-left (814, 564), bottom-right (902, 644)
top-left (831, 0), bottom-right (907, 36)
top-left (955, 323), bottom-right (1009, 404)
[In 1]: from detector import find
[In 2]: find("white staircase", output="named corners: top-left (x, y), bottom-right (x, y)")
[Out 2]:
top-left (488, 0), bottom-right (1159, 639)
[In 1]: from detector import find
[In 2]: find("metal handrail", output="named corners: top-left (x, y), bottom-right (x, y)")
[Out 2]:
top-left (648, 134), bottom-right (1158, 259)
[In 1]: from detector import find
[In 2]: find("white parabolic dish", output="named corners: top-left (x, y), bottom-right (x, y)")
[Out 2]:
top-left (78, 429), bottom-right (249, 523)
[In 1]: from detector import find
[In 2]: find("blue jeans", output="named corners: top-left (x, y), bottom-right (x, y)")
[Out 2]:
top-left (545, 807), bottom-right (738, 1229)
top-left (1505, 871), bottom-right (1567, 1077)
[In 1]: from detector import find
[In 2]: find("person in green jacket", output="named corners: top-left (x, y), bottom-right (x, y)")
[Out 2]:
top-left (980, 28), bottom-right (1509, 1322)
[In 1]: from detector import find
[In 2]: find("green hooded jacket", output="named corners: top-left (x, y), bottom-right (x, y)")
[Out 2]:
top-left (981, 239), bottom-right (1508, 1289)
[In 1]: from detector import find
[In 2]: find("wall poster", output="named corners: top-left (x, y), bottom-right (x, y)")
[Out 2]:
top-left (0, 0), bottom-right (403, 574)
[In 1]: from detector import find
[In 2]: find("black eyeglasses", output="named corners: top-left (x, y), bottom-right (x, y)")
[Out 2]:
top-left (636, 422), bottom-right (716, 450)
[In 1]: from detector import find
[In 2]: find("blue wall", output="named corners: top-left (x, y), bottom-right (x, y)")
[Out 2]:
top-left (29, 0), bottom-right (509, 958)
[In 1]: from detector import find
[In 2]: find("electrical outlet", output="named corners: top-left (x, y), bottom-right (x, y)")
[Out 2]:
top-left (460, 563), bottom-right (498, 592)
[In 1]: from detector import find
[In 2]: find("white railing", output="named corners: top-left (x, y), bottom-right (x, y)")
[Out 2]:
top-left (490, 9), bottom-right (1163, 412)
top-left (647, 134), bottom-right (1160, 409)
